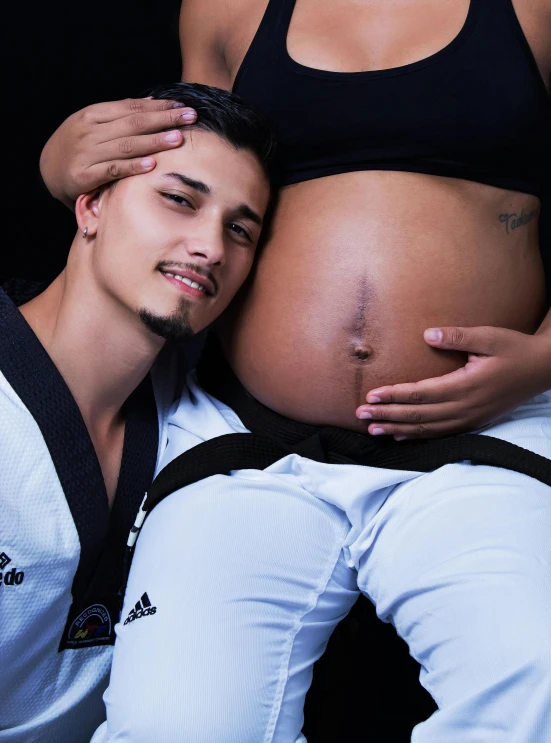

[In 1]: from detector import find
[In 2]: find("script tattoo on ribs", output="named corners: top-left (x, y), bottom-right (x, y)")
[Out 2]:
top-left (499, 207), bottom-right (539, 235)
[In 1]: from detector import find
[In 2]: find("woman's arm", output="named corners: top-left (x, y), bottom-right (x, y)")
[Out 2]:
top-left (179, 0), bottom-right (233, 88)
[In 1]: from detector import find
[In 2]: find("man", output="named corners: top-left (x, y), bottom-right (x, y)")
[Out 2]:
top-left (0, 81), bottom-right (273, 743)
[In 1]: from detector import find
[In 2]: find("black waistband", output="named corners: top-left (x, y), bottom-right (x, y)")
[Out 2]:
top-left (191, 333), bottom-right (551, 479)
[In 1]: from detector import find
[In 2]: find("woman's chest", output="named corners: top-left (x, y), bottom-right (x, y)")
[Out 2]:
top-left (224, 0), bottom-right (551, 86)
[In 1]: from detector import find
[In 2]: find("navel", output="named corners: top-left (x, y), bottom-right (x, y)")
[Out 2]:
top-left (350, 344), bottom-right (374, 362)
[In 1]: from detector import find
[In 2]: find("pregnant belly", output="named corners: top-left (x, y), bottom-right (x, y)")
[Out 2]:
top-left (218, 172), bottom-right (546, 430)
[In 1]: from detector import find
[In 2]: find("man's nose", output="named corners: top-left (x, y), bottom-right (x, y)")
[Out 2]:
top-left (185, 224), bottom-right (226, 267)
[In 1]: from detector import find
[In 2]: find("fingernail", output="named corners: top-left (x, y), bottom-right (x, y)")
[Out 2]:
top-left (366, 395), bottom-right (381, 404)
top-left (140, 158), bottom-right (154, 170)
top-left (172, 101), bottom-right (185, 108)
top-left (180, 110), bottom-right (196, 122)
top-left (425, 328), bottom-right (443, 342)
top-left (394, 435), bottom-right (407, 441)
top-left (371, 427), bottom-right (385, 436)
top-left (358, 411), bottom-right (372, 420)
top-left (165, 131), bottom-right (181, 143)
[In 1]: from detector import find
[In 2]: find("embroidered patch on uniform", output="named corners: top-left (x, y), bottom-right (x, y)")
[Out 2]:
top-left (65, 604), bottom-right (112, 646)
top-left (0, 552), bottom-right (11, 570)
top-left (59, 594), bottom-right (121, 651)
top-left (123, 592), bottom-right (157, 624)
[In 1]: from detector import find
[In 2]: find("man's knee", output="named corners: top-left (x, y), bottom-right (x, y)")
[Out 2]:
top-left (412, 620), bottom-right (551, 741)
top-left (418, 583), bottom-right (551, 710)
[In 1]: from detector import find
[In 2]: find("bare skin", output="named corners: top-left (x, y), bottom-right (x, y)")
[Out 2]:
top-left (40, 0), bottom-right (551, 435)
top-left (218, 173), bottom-right (544, 428)
top-left (180, 0), bottom-right (551, 430)
top-left (20, 272), bottom-right (153, 504)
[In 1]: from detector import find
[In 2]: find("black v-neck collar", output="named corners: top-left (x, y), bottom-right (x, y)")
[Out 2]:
top-left (0, 288), bottom-right (159, 648)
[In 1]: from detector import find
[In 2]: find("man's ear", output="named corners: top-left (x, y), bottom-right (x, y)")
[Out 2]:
top-left (75, 188), bottom-right (108, 238)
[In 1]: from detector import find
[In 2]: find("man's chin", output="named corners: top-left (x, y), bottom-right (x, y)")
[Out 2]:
top-left (138, 306), bottom-right (195, 343)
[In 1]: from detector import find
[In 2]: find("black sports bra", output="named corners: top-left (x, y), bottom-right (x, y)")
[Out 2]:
top-left (233, 0), bottom-right (551, 196)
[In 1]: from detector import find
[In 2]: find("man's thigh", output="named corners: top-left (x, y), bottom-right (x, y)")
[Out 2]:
top-left (356, 462), bottom-right (551, 742)
top-left (98, 470), bottom-right (358, 743)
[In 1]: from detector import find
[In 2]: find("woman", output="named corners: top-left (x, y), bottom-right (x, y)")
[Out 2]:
top-left (41, 0), bottom-right (551, 437)
top-left (41, 0), bottom-right (551, 740)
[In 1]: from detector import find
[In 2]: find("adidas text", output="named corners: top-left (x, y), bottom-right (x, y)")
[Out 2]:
top-left (124, 606), bottom-right (156, 624)
top-left (124, 592), bottom-right (157, 624)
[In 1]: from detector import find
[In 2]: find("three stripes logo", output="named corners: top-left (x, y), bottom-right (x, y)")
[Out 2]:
top-left (123, 592), bottom-right (157, 625)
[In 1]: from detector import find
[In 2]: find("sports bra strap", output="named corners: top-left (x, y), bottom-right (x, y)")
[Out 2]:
top-left (251, 0), bottom-right (296, 44)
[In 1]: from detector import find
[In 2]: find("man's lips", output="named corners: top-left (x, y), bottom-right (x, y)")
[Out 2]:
top-left (158, 268), bottom-right (216, 297)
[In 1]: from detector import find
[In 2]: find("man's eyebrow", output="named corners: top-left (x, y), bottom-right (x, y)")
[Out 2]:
top-left (163, 172), bottom-right (211, 195)
top-left (163, 172), bottom-right (263, 226)
top-left (234, 204), bottom-right (263, 227)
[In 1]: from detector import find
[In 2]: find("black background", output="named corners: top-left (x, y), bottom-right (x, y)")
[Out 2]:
top-left (1, 0), bottom-right (182, 283)
top-left (2, 1), bottom-right (550, 293)
top-left (1, 2), bottom-right (549, 738)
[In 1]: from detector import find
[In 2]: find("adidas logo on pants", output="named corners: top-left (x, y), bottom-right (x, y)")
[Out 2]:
top-left (123, 593), bottom-right (157, 624)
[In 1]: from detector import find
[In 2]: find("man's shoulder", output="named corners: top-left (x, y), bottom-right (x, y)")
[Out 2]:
top-left (0, 283), bottom-right (53, 422)
top-left (0, 371), bottom-right (51, 458)
top-left (0, 370), bottom-right (29, 412)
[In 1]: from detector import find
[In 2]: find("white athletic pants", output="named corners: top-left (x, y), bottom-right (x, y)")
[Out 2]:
top-left (92, 376), bottom-right (551, 742)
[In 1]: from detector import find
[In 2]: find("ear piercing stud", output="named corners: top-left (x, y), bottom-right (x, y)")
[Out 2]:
top-left (82, 227), bottom-right (88, 238)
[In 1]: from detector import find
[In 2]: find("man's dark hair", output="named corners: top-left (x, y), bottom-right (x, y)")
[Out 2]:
top-left (148, 82), bottom-right (277, 183)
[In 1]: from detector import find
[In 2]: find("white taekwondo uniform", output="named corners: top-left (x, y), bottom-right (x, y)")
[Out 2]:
top-left (0, 288), bottom-right (174, 742)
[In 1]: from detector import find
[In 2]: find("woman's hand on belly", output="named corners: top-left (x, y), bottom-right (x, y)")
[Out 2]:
top-left (356, 323), bottom-right (551, 439)
top-left (222, 173), bottom-right (547, 431)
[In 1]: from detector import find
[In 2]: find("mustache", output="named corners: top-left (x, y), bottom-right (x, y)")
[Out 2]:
top-left (156, 260), bottom-right (218, 295)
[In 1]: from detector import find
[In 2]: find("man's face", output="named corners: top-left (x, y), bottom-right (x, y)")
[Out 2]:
top-left (86, 129), bottom-right (270, 340)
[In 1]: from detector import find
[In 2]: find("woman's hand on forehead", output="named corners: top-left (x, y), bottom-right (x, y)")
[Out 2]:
top-left (40, 97), bottom-right (197, 208)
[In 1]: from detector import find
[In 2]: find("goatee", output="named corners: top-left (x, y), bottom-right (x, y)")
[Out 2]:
top-left (138, 299), bottom-right (195, 343)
